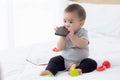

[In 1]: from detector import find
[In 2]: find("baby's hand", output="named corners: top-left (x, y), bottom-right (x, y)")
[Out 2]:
top-left (54, 26), bottom-right (59, 31)
top-left (68, 28), bottom-right (75, 39)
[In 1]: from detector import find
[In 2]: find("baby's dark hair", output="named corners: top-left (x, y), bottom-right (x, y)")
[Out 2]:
top-left (65, 4), bottom-right (86, 21)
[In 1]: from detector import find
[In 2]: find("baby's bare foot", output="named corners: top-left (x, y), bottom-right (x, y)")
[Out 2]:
top-left (40, 70), bottom-right (53, 76)
top-left (77, 69), bottom-right (82, 75)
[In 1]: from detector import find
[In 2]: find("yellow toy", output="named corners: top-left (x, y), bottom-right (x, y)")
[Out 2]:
top-left (69, 64), bottom-right (82, 77)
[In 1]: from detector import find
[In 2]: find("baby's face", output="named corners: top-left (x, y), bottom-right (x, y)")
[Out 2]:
top-left (63, 12), bottom-right (84, 32)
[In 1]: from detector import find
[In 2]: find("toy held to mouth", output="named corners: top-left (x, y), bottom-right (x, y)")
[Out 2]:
top-left (55, 26), bottom-right (69, 37)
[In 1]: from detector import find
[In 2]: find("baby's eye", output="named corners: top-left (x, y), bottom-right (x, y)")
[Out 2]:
top-left (69, 21), bottom-right (73, 24)
top-left (64, 20), bottom-right (66, 23)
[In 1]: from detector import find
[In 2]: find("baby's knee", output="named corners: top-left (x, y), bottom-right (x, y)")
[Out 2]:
top-left (49, 56), bottom-right (63, 62)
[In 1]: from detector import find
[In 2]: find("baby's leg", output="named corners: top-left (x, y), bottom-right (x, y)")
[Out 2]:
top-left (40, 55), bottom-right (65, 76)
top-left (76, 58), bottom-right (97, 73)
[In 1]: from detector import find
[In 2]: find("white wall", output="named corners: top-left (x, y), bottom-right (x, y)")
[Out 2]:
top-left (0, 0), bottom-right (9, 50)
top-left (0, 0), bottom-right (68, 50)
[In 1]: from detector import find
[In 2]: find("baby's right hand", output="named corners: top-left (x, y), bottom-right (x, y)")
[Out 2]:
top-left (54, 26), bottom-right (59, 31)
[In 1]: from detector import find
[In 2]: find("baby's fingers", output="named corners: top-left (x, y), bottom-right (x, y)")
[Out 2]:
top-left (54, 26), bottom-right (59, 31)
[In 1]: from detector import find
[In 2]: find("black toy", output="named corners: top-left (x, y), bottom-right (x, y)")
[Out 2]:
top-left (55, 26), bottom-right (69, 37)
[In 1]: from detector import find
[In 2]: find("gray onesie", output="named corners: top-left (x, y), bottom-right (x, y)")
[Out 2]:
top-left (61, 28), bottom-right (89, 70)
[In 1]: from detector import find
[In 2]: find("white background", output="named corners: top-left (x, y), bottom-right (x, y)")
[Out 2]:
top-left (0, 0), bottom-right (68, 50)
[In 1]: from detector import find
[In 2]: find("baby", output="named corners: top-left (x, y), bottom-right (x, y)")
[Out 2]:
top-left (40, 4), bottom-right (97, 76)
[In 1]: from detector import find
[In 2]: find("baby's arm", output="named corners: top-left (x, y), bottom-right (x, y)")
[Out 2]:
top-left (69, 33), bottom-right (88, 49)
top-left (57, 36), bottom-right (66, 51)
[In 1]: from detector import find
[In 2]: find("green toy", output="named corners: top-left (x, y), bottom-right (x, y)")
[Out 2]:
top-left (69, 64), bottom-right (81, 77)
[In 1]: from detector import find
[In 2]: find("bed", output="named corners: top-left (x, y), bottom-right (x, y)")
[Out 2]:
top-left (1, 0), bottom-right (120, 80)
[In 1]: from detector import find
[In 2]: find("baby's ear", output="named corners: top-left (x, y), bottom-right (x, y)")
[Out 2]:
top-left (80, 20), bottom-right (85, 26)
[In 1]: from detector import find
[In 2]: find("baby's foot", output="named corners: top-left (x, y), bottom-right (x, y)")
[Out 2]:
top-left (40, 70), bottom-right (53, 76)
top-left (77, 69), bottom-right (82, 75)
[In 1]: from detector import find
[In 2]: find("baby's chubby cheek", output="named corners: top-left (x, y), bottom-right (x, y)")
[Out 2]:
top-left (68, 27), bottom-right (74, 32)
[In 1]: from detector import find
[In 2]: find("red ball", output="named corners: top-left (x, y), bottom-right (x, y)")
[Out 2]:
top-left (102, 60), bottom-right (111, 68)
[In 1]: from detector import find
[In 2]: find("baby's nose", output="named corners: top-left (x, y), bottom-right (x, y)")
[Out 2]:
top-left (64, 25), bottom-right (69, 28)
top-left (66, 26), bottom-right (70, 29)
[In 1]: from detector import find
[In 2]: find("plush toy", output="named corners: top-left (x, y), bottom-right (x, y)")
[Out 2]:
top-left (96, 60), bottom-right (111, 71)
top-left (69, 64), bottom-right (81, 77)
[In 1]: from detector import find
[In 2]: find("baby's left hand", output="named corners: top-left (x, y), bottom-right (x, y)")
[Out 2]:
top-left (68, 28), bottom-right (75, 40)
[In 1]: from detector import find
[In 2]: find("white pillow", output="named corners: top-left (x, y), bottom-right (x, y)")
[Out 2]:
top-left (69, 2), bottom-right (120, 38)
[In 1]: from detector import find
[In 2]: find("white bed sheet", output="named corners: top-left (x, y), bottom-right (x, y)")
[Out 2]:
top-left (1, 34), bottom-right (120, 80)
top-left (15, 62), bottom-right (120, 80)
